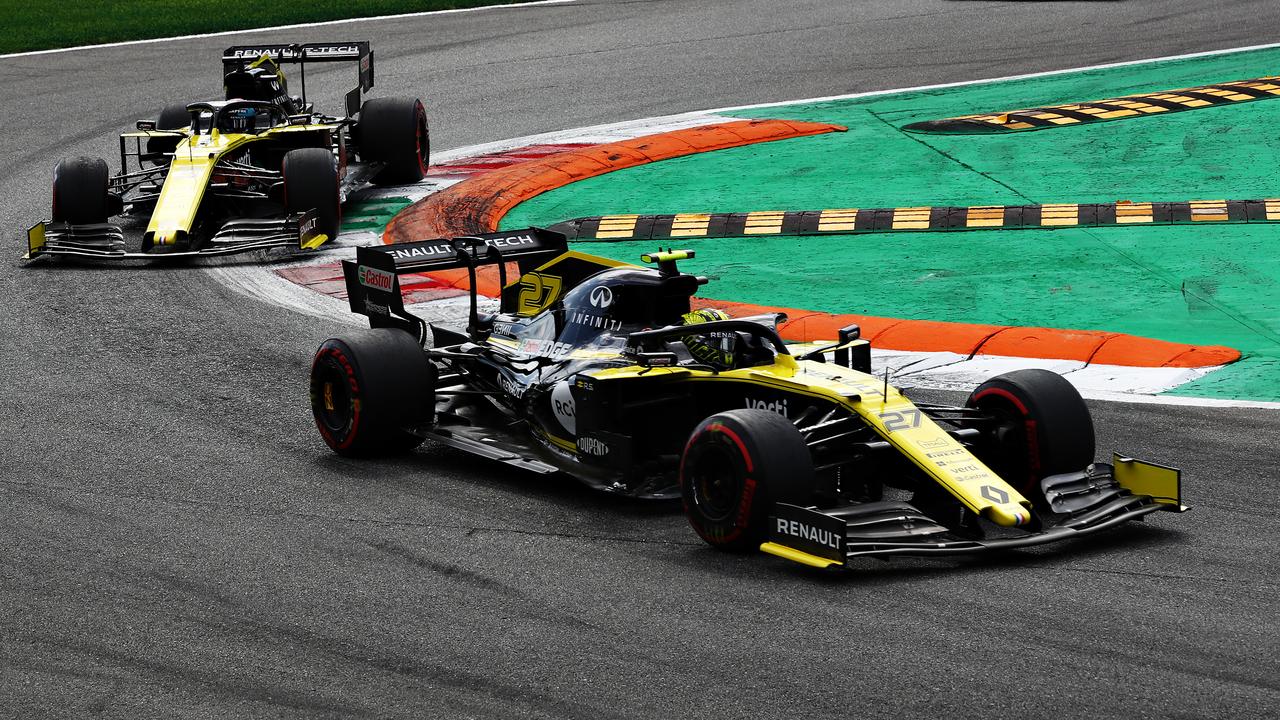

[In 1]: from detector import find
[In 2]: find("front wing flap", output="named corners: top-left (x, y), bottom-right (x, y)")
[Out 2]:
top-left (23, 211), bottom-right (327, 262)
top-left (761, 459), bottom-right (1185, 570)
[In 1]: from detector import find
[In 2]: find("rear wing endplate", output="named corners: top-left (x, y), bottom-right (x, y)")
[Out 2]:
top-left (222, 42), bottom-right (374, 116)
top-left (342, 228), bottom-right (569, 342)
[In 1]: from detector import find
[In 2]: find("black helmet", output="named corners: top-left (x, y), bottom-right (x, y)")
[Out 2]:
top-left (224, 66), bottom-right (292, 112)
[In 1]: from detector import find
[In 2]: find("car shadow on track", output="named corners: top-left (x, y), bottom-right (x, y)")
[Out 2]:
top-left (310, 443), bottom-right (1188, 582)
top-left (310, 439), bottom-right (685, 522)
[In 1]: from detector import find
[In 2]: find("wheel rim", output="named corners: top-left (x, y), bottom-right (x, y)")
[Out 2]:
top-left (688, 441), bottom-right (744, 522)
top-left (973, 398), bottom-right (1036, 492)
top-left (312, 357), bottom-right (354, 435)
top-left (414, 115), bottom-right (428, 175)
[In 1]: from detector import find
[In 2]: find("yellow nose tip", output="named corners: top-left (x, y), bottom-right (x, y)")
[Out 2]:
top-left (982, 503), bottom-right (1031, 527)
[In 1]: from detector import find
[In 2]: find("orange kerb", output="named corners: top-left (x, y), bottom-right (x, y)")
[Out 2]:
top-left (384, 119), bottom-right (846, 242)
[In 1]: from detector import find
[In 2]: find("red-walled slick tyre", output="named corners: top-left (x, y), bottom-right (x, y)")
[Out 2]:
top-left (309, 329), bottom-right (435, 457)
top-left (965, 369), bottom-right (1095, 503)
top-left (680, 409), bottom-right (814, 552)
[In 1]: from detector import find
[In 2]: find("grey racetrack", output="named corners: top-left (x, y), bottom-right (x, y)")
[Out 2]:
top-left (2, 1), bottom-right (1278, 717)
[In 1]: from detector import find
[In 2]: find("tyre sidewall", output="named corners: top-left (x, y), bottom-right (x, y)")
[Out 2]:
top-left (52, 156), bottom-right (109, 224)
top-left (147, 103), bottom-right (190, 159)
top-left (310, 339), bottom-right (366, 453)
top-left (309, 329), bottom-right (434, 456)
top-left (680, 409), bottom-right (813, 551)
top-left (283, 147), bottom-right (340, 241)
top-left (966, 369), bottom-right (1095, 496)
top-left (357, 97), bottom-right (429, 184)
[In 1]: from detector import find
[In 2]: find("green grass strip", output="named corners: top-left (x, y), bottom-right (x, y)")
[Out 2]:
top-left (0, 1), bottom-right (540, 55)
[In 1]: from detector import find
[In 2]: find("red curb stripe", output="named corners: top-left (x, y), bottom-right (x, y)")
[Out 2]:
top-left (370, 123), bottom-right (1238, 370)
top-left (689, 297), bottom-right (1239, 368)
top-left (383, 119), bottom-right (847, 242)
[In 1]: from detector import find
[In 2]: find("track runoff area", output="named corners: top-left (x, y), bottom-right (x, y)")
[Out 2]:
top-left (236, 42), bottom-right (1280, 406)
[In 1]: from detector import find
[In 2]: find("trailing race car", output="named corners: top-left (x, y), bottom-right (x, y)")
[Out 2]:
top-left (308, 229), bottom-right (1186, 570)
top-left (25, 41), bottom-right (429, 261)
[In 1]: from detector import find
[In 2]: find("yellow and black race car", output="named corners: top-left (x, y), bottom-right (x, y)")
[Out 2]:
top-left (308, 229), bottom-right (1186, 570)
top-left (25, 42), bottom-right (429, 262)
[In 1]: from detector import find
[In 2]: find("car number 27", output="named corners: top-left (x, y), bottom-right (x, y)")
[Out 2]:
top-left (878, 408), bottom-right (921, 432)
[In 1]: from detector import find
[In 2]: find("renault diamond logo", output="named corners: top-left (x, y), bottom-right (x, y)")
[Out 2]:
top-left (589, 286), bottom-right (613, 308)
top-left (980, 485), bottom-right (1009, 504)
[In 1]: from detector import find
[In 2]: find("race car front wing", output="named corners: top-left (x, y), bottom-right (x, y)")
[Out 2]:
top-left (760, 456), bottom-right (1187, 569)
top-left (24, 210), bottom-right (327, 261)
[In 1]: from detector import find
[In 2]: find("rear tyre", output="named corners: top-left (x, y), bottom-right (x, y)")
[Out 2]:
top-left (51, 156), bottom-right (110, 224)
top-left (680, 409), bottom-right (814, 552)
top-left (357, 97), bottom-right (429, 184)
top-left (309, 329), bottom-right (436, 457)
top-left (283, 147), bottom-right (341, 242)
top-left (147, 103), bottom-right (190, 161)
top-left (965, 369), bottom-right (1095, 502)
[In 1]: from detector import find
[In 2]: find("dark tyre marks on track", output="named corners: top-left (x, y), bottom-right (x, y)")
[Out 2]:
top-left (3, 1), bottom-right (1279, 717)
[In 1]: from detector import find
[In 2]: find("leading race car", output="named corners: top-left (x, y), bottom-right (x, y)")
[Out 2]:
top-left (308, 229), bottom-right (1186, 570)
top-left (24, 41), bottom-right (429, 262)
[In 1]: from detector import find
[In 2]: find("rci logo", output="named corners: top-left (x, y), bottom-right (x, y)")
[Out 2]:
top-left (589, 285), bottom-right (613, 308)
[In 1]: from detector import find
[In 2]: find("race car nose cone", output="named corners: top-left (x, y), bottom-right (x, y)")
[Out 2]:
top-left (982, 502), bottom-right (1032, 527)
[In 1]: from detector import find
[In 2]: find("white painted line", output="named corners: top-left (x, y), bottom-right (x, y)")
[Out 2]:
top-left (1078, 390), bottom-right (1280, 410)
top-left (0, 0), bottom-right (576, 60)
top-left (702, 40), bottom-right (1280, 115)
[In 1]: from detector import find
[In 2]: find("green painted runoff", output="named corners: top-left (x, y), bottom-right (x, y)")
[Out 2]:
top-left (502, 46), bottom-right (1280, 401)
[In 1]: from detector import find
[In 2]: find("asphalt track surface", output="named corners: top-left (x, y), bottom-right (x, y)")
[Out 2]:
top-left (3, 1), bottom-right (1278, 717)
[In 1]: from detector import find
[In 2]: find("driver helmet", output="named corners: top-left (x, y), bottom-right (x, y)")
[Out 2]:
top-left (680, 308), bottom-right (734, 368)
top-left (222, 106), bottom-right (258, 132)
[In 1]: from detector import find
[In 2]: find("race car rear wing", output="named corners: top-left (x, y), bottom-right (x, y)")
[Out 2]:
top-left (222, 41), bottom-right (374, 117)
top-left (343, 228), bottom-right (569, 342)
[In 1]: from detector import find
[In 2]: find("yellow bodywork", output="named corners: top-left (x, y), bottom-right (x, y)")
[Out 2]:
top-left (25, 222), bottom-right (46, 259)
top-left (1114, 454), bottom-right (1187, 510)
top-left (300, 232), bottom-right (330, 251)
top-left (148, 129), bottom-right (254, 246)
top-left (142, 121), bottom-right (336, 246)
top-left (514, 250), bottom-right (629, 316)
top-left (759, 542), bottom-right (841, 569)
top-left (587, 342), bottom-right (1034, 527)
top-left (489, 250), bottom-right (1033, 527)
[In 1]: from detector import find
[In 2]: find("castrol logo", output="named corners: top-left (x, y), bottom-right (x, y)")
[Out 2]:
top-left (358, 265), bottom-right (395, 292)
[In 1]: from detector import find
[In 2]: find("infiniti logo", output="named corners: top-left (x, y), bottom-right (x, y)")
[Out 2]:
top-left (589, 286), bottom-right (613, 308)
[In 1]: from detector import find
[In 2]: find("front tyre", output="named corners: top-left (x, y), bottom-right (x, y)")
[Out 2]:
top-left (147, 103), bottom-right (190, 162)
top-left (965, 369), bottom-right (1095, 501)
top-left (357, 97), bottom-right (429, 184)
top-left (283, 147), bottom-right (341, 242)
top-left (309, 329), bottom-right (436, 457)
top-left (680, 409), bottom-right (814, 552)
top-left (51, 156), bottom-right (110, 225)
